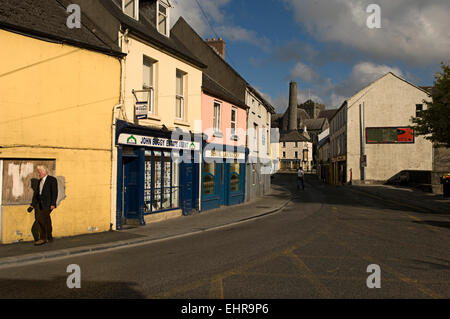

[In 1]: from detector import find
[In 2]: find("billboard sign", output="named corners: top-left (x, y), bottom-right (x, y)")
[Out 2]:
top-left (366, 127), bottom-right (414, 144)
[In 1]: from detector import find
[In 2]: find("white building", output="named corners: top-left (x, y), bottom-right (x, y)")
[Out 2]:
top-left (246, 85), bottom-right (275, 198)
top-left (330, 72), bottom-right (432, 184)
top-left (279, 131), bottom-right (313, 171)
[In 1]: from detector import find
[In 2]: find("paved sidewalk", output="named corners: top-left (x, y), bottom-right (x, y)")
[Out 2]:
top-left (0, 184), bottom-right (292, 268)
top-left (348, 183), bottom-right (450, 215)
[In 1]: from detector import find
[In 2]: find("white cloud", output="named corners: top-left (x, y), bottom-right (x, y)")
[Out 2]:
top-left (215, 25), bottom-right (271, 51)
top-left (171, 0), bottom-right (230, 35)
top-left (329, 93), bottom-right (347, 108)
top-left (273, 95), bottom-right (289, 114)
top-left (298, 90), bottom-right (323, 104)
top-left (328, 62), bottom-right (404, 104)
top-left (345, 62), bottom-right (403, 94)
top-left (290, 62), bottom-right (320, 83)
top-left (297, 62), bottom-right (405, 108)
top-left (283, 0), bottom-right (450, 65)
top-left (171, 0), bottom-right (270, 50)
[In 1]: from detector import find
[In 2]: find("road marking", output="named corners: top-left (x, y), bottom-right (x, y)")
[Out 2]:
top-left (284, 250), bottom-right (334, 298)
top-left (209, 276), bottom-right (224, 299)
top-left (362, 255), bottom-right (443, 299)
top-left (159, 193), bottom-right (339, 298)
top-left (348, 188), bottom-right (450, 242)
top-left (325, 230), bottom-right (444, 299)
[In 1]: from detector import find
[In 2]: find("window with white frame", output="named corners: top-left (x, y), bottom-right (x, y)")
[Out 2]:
top-left (176, 69), bottom-right (185, 120)
top-left (157, 1), bottom-right (169, 36)
top-left (143, 56), bottom-right (155, 114)
top-left (213, 101), bottom-right (221, 133)
top-left (123, 0), bottom-right (139, 20)
top-left (231, 107), bottom-right (237, 136)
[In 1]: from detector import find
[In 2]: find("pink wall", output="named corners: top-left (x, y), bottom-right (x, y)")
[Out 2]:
top-left (202, 92), bottom-right (247, 147)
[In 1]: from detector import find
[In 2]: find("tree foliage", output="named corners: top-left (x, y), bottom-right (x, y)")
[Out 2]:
top-left (412, 62), bottom-right (450, 147)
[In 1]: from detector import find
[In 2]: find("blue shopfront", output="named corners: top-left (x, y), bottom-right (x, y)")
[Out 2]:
top-left (115, 121), bottom-right (200, 229)
top-left (201, 144), bottom-right (247, 211)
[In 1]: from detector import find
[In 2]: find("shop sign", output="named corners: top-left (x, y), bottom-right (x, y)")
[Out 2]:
top-left (204, 149), bottom-right (245, 160)
top-left (118, 133), bottom-right (200, 151)
top-left (135, 102), bottom-right (148, 120)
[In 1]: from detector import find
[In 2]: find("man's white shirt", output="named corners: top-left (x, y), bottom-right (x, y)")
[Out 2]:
top-left (39, 175), bottom-right (48, 195)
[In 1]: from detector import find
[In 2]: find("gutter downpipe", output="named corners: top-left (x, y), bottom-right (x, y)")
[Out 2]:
top-left (111, 28), bottom-right (129, 231)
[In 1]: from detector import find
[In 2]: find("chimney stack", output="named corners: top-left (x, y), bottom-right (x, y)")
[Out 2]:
top-left (288, 81), bottom-right (298, 131)
top-left (206, 37), bottom-right (226, 59)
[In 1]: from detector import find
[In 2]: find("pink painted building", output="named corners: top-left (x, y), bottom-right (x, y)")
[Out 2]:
top-left (201, 73), bottom-right (248, 210)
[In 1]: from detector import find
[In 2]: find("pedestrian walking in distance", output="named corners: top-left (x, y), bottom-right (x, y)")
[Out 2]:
top-left (297, 167), bottom-right (305, 190)
top-left (28, 166), bottom-right (58, 246)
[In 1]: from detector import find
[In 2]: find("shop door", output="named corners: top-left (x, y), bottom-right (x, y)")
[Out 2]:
top-left (123, 157), bottom-right (139, 219)
top-left (181, 162), bottom-right (193, 215)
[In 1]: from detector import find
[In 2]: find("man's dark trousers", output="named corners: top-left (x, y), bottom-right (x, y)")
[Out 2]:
top-left (32, 206), bottom-right (53, 242)
top-left (297, 177), bottom-right (304, 190)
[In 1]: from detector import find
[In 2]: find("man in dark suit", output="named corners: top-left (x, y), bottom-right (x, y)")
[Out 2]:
top-left (29, 166), bottom-right (58, 245)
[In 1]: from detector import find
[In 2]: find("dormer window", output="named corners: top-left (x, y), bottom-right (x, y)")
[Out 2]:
top-left (123, 0), bottom-right (139, 20)
top-left (157, 1), bottom-right (169, 36)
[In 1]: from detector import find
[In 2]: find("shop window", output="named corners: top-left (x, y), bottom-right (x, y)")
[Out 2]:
top-left (172, 159), bottom-right (179, 209)
top-left (144, 150), bottom-right (180, 214)
top-left (203, 162), bottom-right (215, 195)
top-left (153, 151), bottom-right (162, 211)
top-left (144, 156), bottom-right (152, 212)
top-left (162, 152), bottom-right (172, 210)
top-left (230, 162), bottom-right (240, 192)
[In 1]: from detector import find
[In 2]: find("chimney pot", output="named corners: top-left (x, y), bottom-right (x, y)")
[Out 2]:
top-left (206, 36), bottom-right (226, 59)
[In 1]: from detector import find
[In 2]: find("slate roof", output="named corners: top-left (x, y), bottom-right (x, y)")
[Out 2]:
top-left (202, 73), bottom-right (247, 109)
top-left (0, 0), bottom-right (124, 57)
top-left (318, 109), bottom-right (338, 121)
top-left (100, 0), bottom-right (206, 69)
top-left (302, 118), bottom-right (327, 131)
top-left (280, 130), bottom-right (310, 143)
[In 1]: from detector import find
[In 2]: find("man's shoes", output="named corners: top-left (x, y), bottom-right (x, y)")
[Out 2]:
top-left (34, 240), bottom-right (46, 246)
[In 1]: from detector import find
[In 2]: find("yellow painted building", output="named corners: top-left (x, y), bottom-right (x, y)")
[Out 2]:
top-left (0, 2), bottom-right (123, 243)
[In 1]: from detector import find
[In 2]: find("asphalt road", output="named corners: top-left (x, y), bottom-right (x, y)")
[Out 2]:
top-left (0, 174), bottom-right (449, 299)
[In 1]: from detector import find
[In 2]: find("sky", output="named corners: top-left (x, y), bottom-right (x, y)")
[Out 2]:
top-left (171, 0), bottom-right (450, 114)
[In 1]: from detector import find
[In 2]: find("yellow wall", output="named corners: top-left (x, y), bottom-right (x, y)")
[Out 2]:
top-left (121, 34), bottom-right (203, 133)
top-left (0, 30), bottom-right (121, 243)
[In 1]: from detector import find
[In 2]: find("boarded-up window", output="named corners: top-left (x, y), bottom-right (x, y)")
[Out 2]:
top-left (1, 159), bottom-right (55, 205)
